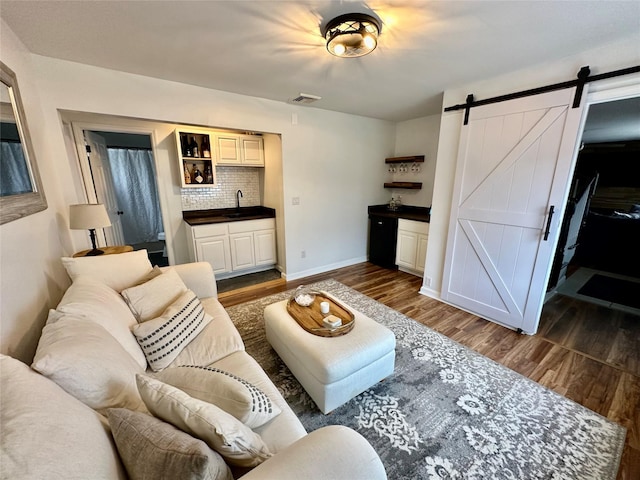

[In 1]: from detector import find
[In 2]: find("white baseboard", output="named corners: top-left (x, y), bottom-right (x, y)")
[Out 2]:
top-left (418, 285), bottom-right (441, 299)
top-left (282, 256), bottom-right (367, 281)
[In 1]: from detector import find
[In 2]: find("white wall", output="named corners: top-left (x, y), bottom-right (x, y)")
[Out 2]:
top-left (392, 113), bottom-right (442, 207)
top-left (0, 20), bottom-right (70, 362)
top-left (422, 35), bottom-right (640, 298)
top-left (0, 18), bottom-right (395, 362)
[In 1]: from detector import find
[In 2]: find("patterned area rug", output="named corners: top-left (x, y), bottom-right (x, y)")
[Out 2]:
top-left (226, 280), bottom-right (626, 480)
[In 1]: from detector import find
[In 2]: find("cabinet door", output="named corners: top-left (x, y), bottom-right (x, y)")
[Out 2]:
top-left (416, 234), bottom-right (429, 273)
top-left (241, 137), bottom-right (264, 166)
top-left (216, 135), bottom-right (242, 165)
top-left (396, 230), bottom-right (418, 269)
top-left (230, 233), bottom-right (255, 270)
top-left (254, 229), bottom-right (276, 265)
top-left (196, 236), bottom-right (231, 275)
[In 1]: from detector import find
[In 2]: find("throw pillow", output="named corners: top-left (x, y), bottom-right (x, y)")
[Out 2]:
top-left (32, 315), bottom-right (147, 414)
top-left (61, 249), bottom-right (153, 292)
top-left (107, 408), bottom-right (233, 480)
top-left (154, 365), bottom-right (281, 428)
top-left (55, 276), bottom-right (147, 369)
top-left (132, 290), bottom-right (211, 371)
top-left (121, 268), bottom-right (188, 322)
top-left (1, 355), bottom-right (126, 480)
top-left (136, 374), bottom-right (273, 468)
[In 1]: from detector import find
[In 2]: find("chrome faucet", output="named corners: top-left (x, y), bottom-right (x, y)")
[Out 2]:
top-left (236, 189), bottom-right (243, 209)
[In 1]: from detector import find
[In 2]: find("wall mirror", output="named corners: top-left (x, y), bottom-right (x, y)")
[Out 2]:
top-left (0, 60), bottom-right (46, 225)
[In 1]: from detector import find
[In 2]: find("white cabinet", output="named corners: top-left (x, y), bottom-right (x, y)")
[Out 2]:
top-left (187, 218), bottom-right (276, 278)
top-left (396, 219), bottom-right (429, 275)
top-left (215, 134), bottom-right (264, 166)
top-left (187, 223), bottom-right (231, 275)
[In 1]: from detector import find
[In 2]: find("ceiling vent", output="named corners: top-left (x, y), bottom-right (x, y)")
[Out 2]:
top-left (290, 93), bottom-right (322, 105)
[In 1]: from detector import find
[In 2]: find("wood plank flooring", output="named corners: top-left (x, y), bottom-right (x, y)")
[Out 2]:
top-left (218, 262), bottom-right (640, 480)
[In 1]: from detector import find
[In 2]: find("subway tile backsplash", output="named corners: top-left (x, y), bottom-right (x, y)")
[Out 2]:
top-left (181, 166), bottom-right (261, 210)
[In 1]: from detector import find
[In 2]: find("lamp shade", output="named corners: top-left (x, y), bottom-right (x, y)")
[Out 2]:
top-left (69, 203), bottom-right (112, 230)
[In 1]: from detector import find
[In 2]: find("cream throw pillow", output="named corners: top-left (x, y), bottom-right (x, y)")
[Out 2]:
top-left (155, 366), bottom-right (281, 428)
top-left (32, 316), bottom-right (147, 414)
top-left (132, 290), bottom-right (211, 371)
top-left (136, 374), bottom-right (273, 468)
top-left (55, 276), bottom-right (147, 369)
top-left (107, 408), bottom-right (233, 480)
top-left (61, 249), bottom-right (153, 292)
top-left (121, 268), bottom-right (188, 322)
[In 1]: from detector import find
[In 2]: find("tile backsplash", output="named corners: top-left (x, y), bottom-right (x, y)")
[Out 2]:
top-left (181, 166), bottom-right (261, 210)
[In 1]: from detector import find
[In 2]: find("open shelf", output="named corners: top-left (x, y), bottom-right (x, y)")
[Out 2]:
top-left (385, 155), bottom-right (425, 164)
top-left (384, 182), bottom-right (423, 189)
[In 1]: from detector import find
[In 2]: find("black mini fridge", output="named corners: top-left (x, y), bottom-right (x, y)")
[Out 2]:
top-left (368, 214), bottom-right (398, 269)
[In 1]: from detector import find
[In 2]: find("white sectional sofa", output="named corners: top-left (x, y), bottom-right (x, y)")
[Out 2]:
top-left (0, 250), bottom-right (386, 480)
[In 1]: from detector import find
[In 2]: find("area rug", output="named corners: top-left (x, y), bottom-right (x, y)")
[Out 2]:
top-left (226, 280), bottom-right (626, 480)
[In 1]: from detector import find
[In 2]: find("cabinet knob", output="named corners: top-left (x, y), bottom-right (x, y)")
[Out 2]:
top-left (117, 211), bottom-right (124, 215)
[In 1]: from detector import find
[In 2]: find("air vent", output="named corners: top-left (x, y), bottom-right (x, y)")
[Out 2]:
top-left (290, 93), bottom-right (322, 104)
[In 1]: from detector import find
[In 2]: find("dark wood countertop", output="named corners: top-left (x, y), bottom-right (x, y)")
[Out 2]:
top-left (368, 204), bottom-right (430, 223)
top-left (183, 206), bottom-right (276, 225)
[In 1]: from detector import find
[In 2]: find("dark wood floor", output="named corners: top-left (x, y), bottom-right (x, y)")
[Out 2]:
top-left (218, 262), bottom-right (640, 480)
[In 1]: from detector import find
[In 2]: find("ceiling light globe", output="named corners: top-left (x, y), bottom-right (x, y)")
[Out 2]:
top-left (363, 34), bottom-right (376, 50)
top-left (333, 43), bottom-right (346, 56)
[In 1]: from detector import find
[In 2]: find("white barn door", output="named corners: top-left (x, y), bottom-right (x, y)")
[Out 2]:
top-left (441, 88), bottom-right (585, 334)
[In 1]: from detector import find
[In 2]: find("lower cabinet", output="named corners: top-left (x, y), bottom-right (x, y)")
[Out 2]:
top-left (395, 219), bottom-right (429, 275)
top-left (187, 218), bottom-right (276, 278)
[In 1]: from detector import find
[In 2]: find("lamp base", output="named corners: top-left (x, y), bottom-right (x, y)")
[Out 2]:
top-left (85, 248), bottom-right (105, 256)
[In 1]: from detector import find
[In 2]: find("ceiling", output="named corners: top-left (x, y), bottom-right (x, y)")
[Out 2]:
top-left (1, 1), bottom-right (639, 123)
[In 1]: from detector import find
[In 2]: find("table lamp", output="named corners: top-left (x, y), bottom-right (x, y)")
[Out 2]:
top-left (69, 203), bottom-right (112, 256)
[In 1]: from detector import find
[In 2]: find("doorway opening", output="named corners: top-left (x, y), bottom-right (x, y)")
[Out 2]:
top-left (546, 96), bottom-right (640, 316)
top-left (84, 129), bottom-right (168, 267)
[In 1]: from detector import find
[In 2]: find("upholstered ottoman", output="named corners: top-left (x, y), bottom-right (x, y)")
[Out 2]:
top-left (264, 297), bottom-right (396, 414)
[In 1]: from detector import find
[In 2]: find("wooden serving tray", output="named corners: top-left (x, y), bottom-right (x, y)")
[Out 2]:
top-left (286, 292), bottom-right (355, 337)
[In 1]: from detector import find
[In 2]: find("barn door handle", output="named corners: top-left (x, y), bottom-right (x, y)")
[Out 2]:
top-left (543, 205), bottom-right (555, 241)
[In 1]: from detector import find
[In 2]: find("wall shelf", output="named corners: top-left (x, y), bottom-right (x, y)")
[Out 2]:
top-left (385, 155), bottom-right (425, 164)
top-left (384, 182), bottom-right (422, 189)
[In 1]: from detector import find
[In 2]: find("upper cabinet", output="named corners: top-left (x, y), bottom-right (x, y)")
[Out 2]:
top-left (216, 133), bottom-right (264, 167)
top-left (175, 128), bottom-right (216, 188)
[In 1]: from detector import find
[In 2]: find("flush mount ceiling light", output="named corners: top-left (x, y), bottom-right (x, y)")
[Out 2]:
top-left (322, 13), bottom-right (381, 58)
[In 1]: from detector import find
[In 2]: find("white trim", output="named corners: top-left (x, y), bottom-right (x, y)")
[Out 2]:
top-left (282, 256), bottom-right (367, 281)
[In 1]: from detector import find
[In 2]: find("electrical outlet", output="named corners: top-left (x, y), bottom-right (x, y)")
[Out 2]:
top-left (426, 277), bottom-right (432, 287)
top-left (301, 250), bottom-right (306, 259)
top-left (292, 197), bottom-right (300, 205)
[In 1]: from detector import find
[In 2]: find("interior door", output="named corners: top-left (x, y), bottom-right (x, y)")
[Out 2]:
top-left (84, 131), bottom-right (125, 246)
top-left (441, 88), bottom-right (585, 333)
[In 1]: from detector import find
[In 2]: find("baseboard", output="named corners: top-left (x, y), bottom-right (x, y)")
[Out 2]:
top-left (282, 256), bottom-right (367, 281)
top-left (418, 285), bottom-right (441, 299)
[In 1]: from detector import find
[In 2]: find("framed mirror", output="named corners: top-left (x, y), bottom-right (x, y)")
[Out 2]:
top-left (0, 61), bottom-right (46, 225)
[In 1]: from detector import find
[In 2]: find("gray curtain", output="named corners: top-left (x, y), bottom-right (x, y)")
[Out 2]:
top-left (1, 142), bottom-right (32, 195)
top-left (106, 148), bottom-right (163, 244)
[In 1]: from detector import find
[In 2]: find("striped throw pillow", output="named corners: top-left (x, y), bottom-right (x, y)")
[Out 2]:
top-left (132, 290), bottom-right (211, 371)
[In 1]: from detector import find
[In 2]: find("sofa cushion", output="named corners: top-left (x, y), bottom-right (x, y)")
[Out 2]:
top-left (0, 354), bottom-right (126, 480)
top-left (132, 290), bottom-right (211, 372)
top-left (55, 276), bottom-right (147, 369)
top-left (107, 408), bottom-right (233, 480)
top-left (154, 365), bottom-right (281, 428)
top-left (121, 268), bottom-right (188, 322)
top-left (168, 297), bottom-right (245, 368)
top-left (32, 315), bottom-right (146, 414)
top-left (61, 249), bottom-right (153, 292)
top-left (136, 374), bottom-right (273, 468)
